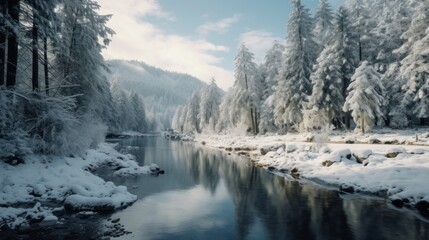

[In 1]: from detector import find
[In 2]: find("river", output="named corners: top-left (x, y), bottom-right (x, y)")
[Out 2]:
top-left (106, 136), bottom-right (429, 240)
top-left (3, 136), bottom-right (429, 239)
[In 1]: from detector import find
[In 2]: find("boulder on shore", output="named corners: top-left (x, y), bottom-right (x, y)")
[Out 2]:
top-left (385, 147), bottom-right (406, 158)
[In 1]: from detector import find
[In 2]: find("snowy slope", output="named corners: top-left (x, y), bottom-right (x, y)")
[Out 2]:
top-left (106, 60), bottom-right (206, 129)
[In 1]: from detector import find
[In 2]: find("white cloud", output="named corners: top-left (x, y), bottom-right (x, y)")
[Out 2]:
top-left (197, 14), bottom-right (241, 36)
top-left (239, 30), bottom-right (283, 64)
top-left (98, 0), bottom-right (235, 90)
top-left (100, 0), bottom-right (175, 21)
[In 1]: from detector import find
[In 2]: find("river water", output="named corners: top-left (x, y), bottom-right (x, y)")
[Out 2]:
top-left (105, 136), bottom-right (429, 240)
top-left (2, 136), bottom-right (429, 239)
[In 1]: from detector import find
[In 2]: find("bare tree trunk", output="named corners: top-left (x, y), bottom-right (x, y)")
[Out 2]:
top-left (361, 110), bottom-right (365, 134)
top-left (358, 38), bottom-right (363, 62)
top-left (32, 7), bottom-right (39, 91)
top-left (254, 110), bottom-right (259, 135)
top-left (0, 1), bottom-right (6, 86)
top-left (6, 0), bottom-right (19, 88)
top-left (420, 118), bottom-right (426, 126)
top-left (44, 37), bottom-right (49, 95)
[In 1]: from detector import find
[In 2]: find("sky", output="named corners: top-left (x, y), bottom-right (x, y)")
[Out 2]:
top-left (98, 0), bottom-right (344, 90)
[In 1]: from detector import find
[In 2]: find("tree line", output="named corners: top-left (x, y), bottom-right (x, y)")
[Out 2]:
top-left (0, 0), bottom-right (149, 158)
top-left (173, 0), bottom-right (429, 135)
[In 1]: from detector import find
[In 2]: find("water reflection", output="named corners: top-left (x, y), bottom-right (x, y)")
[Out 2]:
top-left (109, 137), bottom-right (429, 240)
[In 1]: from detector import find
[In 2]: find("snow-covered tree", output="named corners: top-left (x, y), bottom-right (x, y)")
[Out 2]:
top-left (398, 0), bottom-right (429, 124)
top-left (309, 7), bottom-right (357, 128)
top-left (110, 79), bottom-right (149, 133)
top-left (258, 41), bottom-right (284, 133)
top-left (373, 0), bottom-right (411, 70)
top-left (172, 105), bottom-right (185, 132)
top-left (217, 43), bottom-right (261, 134)
top-left (274, 0), bottom-right (317, 130)
top-left (345, 0), bottom-right (376, 63)
top-left (235, 43), bottom-right (262, 135)
top-left (55, 0), bottom-right (114, 117)
top-left (130, 91), bottom-right (148, 132)
top-left (382, 63), bottom-right (408, 128)
top-left (216, 93), bottom-right (234, 133)
top-left (309, 44), bottom-right (344, 126)
top-left (313, 0), bottom-right (334, 48)
top-left (261, 41), bottom-right (284, 98)
top-left (258, 95), bottom-right (277, 134)
top-left (198, 78), bottom-right (222, 132)
top-left (343, 61), bottom-right (385, 133)
top-left (183, 91), bottom-right (201, 133)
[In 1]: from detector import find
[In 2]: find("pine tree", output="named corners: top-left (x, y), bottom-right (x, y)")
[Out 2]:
top-left (216, 93), bottom-right (234, 133)
top-left (313, 0), bottom-right (334, 49)
top-left (198, 78), bottom-right (222, 132)
top-left (234, 43), bottom-right (261, 134)
top-left (373, 0), bottom-right (411, 70)
top-left (217, 43), bottom-right (260, 134)
top-left (343, 61), bottom-right (385, 133)
top-left (309, 43), bottom-right (344, 126)
top-left (309, 7), bottom-right (358, 128)
top-left (55, 0), bottom-right (114, 120)
top-left (382, 63), bottom-right (408, 128)
top-left (398, 0), bottom-right (429, 124)
top-left (258, 41), bottom-right (284, 133)
top-left (130, 91), bottom-right (148, 132)
top-left (274, 0), bottom-right (317, 130)
top-left (345, 0), bottom-right (375, 63)
top-left (261, 41), bottom-right (284, 99)
top-left (183, 91), bottom-right (201, 133)
top-left (23, 0), bottom-right (60, 92)
top-left (172, 105), bottom-right (184, 132)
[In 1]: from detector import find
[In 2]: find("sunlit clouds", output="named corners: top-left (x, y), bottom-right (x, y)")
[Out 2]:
top-left (98, 0), bottom-right (235, 90)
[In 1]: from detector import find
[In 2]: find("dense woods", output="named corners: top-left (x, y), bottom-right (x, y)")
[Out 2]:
top-left (173, 0), bottom-right (429, 135)
top-left (0, 0), bottom-right (149, 158)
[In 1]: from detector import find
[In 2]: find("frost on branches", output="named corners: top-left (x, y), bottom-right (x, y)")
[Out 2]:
top-left (343, 61), bottom-right (385, 133)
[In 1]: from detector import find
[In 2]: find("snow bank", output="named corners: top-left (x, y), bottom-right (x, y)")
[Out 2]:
top-left (0, 202), bottom-right (58, 229)
top-left (196, 132), bottom-right (429, 213)
top-left (0, 143), bottom-right (153, 229)
top-left (64, 186), bottom-right (136, 212)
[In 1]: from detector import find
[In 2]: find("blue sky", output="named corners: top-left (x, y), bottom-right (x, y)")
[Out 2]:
top-left (99, 0), bottom-right (344, 90)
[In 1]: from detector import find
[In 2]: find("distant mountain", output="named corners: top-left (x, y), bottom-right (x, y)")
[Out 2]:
top-left (106, 60), bottom-right (206, 129)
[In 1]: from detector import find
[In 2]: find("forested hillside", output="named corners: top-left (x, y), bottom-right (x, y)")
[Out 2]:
top-left (106, 60), bottom-right (206, 129)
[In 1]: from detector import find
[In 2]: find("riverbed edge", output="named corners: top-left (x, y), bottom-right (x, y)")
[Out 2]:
top-left (194, 133), bottom-right (429, 218)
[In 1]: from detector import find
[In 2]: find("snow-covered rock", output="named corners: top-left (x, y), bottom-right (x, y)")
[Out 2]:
top-left (353, 149), bottom-right (373, 163)
top-left (286, 144), bottom-right (297, 153)
top-left (385, 147), bottom-right (406, 158)
top-left (260, 143), bottom-right (285, 155)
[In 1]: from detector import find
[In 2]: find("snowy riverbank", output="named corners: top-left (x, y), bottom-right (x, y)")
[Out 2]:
top-left (0, 143), bottom-right (157, 230)
top-left (196, 129), bottom-right (429, 215)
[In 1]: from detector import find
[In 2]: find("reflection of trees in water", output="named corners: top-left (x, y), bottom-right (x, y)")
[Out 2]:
top-left (172, 143), bottom-right (429, 240)
top-left (169, 142), bottom-right (222, 195)
top-left (343, 199), bottom-right (429, 240)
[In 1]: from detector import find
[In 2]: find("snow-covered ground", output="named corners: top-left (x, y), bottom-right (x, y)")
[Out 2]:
top-left (196, 129), bottom-right (429, 213)
top-left (0, 143), bottom-right (157, 229)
